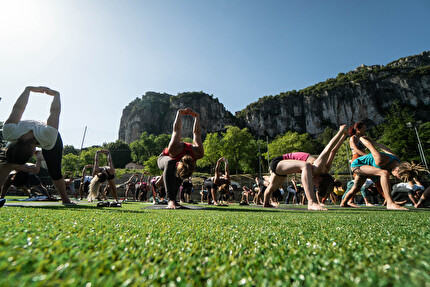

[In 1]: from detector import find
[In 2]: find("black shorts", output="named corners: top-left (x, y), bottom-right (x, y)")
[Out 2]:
top-left (12, 173), bottom-right (41, 187)
top-left (203, 179), bottom-right (217, 190)
top-left (42, 133), bottom-right (63, 180)
top-left (270, 156), bottom-right (287, 177)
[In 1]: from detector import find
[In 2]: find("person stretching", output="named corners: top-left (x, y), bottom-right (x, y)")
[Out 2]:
top-left (203, 157), bottom-right (230, 206)
top-left (1, 151), bottom-right (52, 199)
top-left (264, 125), bottom-right (347, 210)
top-left (0, 86), bottom-right (72, 204)
top-left (87, 150), bottom-right (119, 202)
top-left (340, 137), bottom-right (416, 210)
top-left (157, 108), bottom-right (204, 209)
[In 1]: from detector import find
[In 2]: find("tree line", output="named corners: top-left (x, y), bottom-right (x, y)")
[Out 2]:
top-left (1, 103), bottom-right (429, 177)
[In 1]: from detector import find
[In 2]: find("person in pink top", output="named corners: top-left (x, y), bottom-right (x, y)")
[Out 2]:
top-left (264, 125), bottom-right (348, 210)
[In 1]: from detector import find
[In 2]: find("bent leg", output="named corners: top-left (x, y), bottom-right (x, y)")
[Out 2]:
top-left (263, 173), bottom-right (285, 207)
top-left (107, 179), bottom-right (118, 201)
top-left (352, 165), bottom-right (407, 210)
top-left (359, 137), bottom-right (391, 167)
top-left (341, 176), bottom-right (367, 207)
top-left (312, 125), bottom-right (347, 174)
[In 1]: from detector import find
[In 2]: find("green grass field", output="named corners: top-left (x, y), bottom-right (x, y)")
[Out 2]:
top-left (0, 201), bottom-right (429, 287)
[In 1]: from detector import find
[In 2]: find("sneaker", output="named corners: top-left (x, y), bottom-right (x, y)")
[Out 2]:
top-left (109, 201), bottom-right (121, 207)
top-left (0, 199), bottom-right (5, 208)
top-left (97, 201), bottom-right (110, 207)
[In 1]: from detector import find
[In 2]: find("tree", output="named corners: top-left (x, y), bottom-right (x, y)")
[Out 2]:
top-left (130, 132), bottom-right (170, 164)
top-left (197, 133), bottom-right (222, 173)
top-left (62, 153), bottom-right (80, 175)
top-left (80, 147), bottom-right (107, 168)
top-left (418, 122), bottom-right (430, 166)
top-left (63, 145), bottom-right (79, 156)
top-left (220, 126), bottom-right (255, 174)
top-left (375, 102), bottom-right (418, 161)
top-left (144, 155), bottom-right (162, 176)
top-left (265, 131), bottom-right (320, 160)
top-left (103, 140), bottom-right (132, 168)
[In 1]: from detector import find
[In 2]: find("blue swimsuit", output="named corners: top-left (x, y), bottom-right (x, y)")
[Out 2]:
top-left (351, 153), bottom-right (400, 170)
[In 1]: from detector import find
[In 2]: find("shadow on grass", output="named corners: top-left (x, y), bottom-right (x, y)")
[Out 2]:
top-left (4, 202), bottom-right (429, 215)
top-left (3, 203), bottom-right (150, 215)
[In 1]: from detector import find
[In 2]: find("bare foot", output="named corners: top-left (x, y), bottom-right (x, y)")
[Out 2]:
top-left (308, 203), bottom-right (327, 211)
top-left (167, 201), bottom-right (177, 209)
top-left (340, 201), bottom-right (359, 208)
top-left (348, 202), bottom-right (360, 208)
top-left (395, 200), bottom-right (407, 206)
top-left (263, 202), bottom-right (279, 208)
top-left (320, 203), bottom-right (326, 206)
top-left (366, 203), bottom-right (375, 207)
top-left (63, 201), bottom-right (77, 205)
top-left (387, 202), bottom-right (408, 210)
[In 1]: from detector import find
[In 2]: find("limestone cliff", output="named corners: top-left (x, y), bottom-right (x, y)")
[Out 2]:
top-left (237, 51), bottom-right (430, 136)
top-left (119, 51), bottom-right (430, 142)
top-left (119, 92), bottom-right (241, 143)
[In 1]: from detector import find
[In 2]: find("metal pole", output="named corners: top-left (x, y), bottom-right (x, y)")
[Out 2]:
top-left (267, 136), bottom-right (269, 173)
top-left (76, 126), bottom-right (87, 175)
top-left (345, 142), bottom-right (353, 180)
top-left (258, 135), bottom-right (261, 178)
top-left (414, 126), bottom-right (428, 169)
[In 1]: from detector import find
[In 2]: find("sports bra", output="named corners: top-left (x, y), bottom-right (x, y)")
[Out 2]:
top-left (162, 142), bottom-right (195, 162)
top-left (282, 152), bottom-right (310, 162)
top-left (351, 136), bottom-right (366, 152)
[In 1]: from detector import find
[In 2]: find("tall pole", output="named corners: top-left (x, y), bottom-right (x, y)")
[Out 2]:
top-left (267, 136), bottom-right (269, 173)
top-left (414, 126), bottom-right (428, 169)
top-left (76, 126), bottom-right (87, 175)
top-left (258, 135), bottom-right (261, 178)
top-left (80, 126), bottom-right (87, 151)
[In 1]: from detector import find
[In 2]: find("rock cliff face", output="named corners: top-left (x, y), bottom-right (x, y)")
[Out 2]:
top-left (119, 92), bottom-right (241, 143)
top-left (238, 51), bottom-right (430, 136)
top-left (119, 51), bottom-right (430, 143)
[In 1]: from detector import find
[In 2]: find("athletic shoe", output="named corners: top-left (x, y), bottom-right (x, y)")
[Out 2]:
top-left (109, 201), bottom-right (121, 207)
top-left (0, 199), bottom-right (5, 208)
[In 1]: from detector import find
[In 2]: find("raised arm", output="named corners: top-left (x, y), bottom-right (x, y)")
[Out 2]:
top-left (214, 157), bottom-right (222, 182)
top-left (81, 165), bottom-right (93, 181)
top-left (126, 174), bottom-right (139, 184)
top-left (190, 109), bottom-right (204, 159)
top-left (6, 87), bottom-right (60, 128)
top-left (105, 150), bottom-right (115, 172)
top-left (92, 152), bottom-right (101, 177)
top-left (45, 89), bottom-right (61, 130)
top-left (224, 158), bottom-right (230, 180)
top-left (5, 87), bottom-right (32, 124)
top-left (140, 171), bottom-right (150, 182)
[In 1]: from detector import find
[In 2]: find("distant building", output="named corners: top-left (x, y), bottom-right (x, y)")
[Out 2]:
top-left (125, 162), bottom-right (145, 170)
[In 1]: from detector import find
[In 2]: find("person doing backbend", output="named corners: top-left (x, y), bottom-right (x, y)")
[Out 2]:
top-left (0, 86), bottom-right (72, 204)
top-left (87, 150), bottom-right (119, 202)
top-left (340, 136), bottom-right (419, 210)
top-left (157, 108), bottom-right (204, 209)
top-left (203, 157), bottom-right (230, 206)
top-left (264, 125), bottom-right (348, 210)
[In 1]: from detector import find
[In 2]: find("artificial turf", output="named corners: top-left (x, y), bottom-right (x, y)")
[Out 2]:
top-left (0, 201), bottom-right (429, 287)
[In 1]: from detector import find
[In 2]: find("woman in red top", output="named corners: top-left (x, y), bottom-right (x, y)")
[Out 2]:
top-left (157, 108), bottom-right (204, 209)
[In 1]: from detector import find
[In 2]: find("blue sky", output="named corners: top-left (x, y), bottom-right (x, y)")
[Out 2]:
top-left (0, 0), bottom-right (429, 147)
